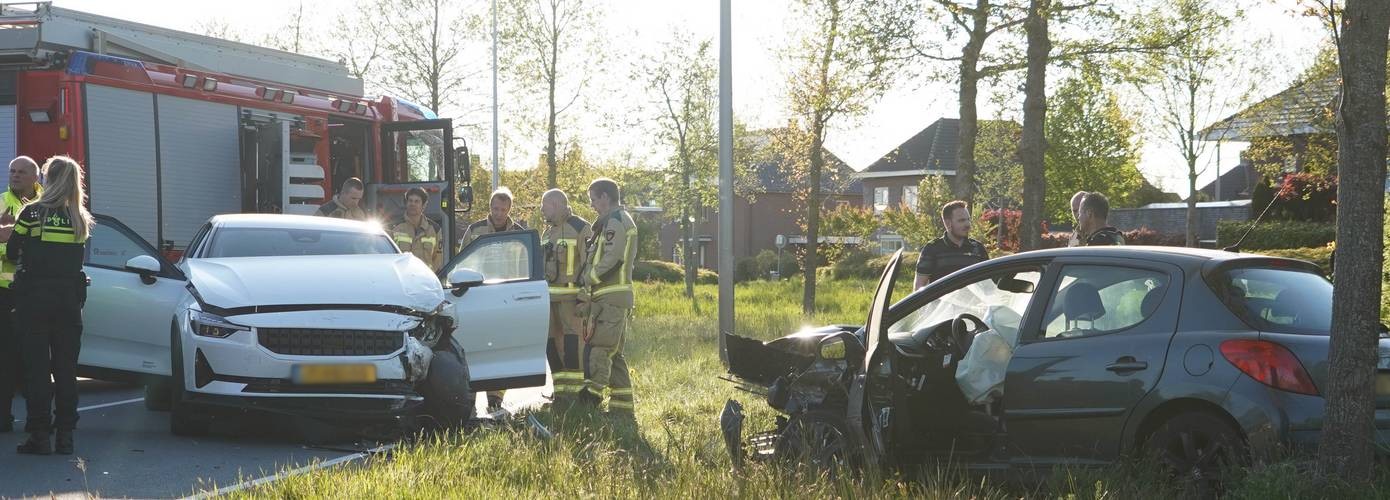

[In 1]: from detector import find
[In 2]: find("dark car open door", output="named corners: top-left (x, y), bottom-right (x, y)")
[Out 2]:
top-left (847, 249), bottom-right (904, 469)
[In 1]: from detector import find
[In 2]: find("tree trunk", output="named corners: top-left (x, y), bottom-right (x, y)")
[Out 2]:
top-left (546, 1), bottom-right (560, 190)
top-left (803, 127), bottom-right (825, 315)
top-left (1017, 0), bottom-right (1049, 251)
top-left (1318, 0), bottom-right (1390, 482)
top-left (546, 66), bottom-right (559, 189)
top-left (1186, 162), bottom-right (1198, 247)
top-left (952, 3), bottom-right (990, 202)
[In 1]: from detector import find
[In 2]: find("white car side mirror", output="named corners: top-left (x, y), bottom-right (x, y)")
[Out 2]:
top-left (125, 255), bottom-right (161, 284)
top-left (125, 255), bottom-right (160, 274)
top-left (447, 268), bottom-right (484, 296)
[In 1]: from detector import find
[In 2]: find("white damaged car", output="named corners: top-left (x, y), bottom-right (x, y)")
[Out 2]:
top-left (76, 214), bottom-right (549, 435)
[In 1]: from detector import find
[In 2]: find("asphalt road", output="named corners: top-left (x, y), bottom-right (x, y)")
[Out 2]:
top-left (1, 379), bottom-right (545, 498)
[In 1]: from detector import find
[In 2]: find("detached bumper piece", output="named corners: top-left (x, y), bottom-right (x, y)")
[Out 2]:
top-left (720, 399), bottom-right (784, 470)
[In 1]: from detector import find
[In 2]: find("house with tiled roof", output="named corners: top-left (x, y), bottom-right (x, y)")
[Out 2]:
top-left (657, 130), bottom-right (862, 269)
top-left (854, 118), bottom-right (964, 214)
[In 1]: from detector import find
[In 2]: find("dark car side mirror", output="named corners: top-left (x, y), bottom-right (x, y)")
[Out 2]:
top-left (998, 277), bottom-right (1035, 294)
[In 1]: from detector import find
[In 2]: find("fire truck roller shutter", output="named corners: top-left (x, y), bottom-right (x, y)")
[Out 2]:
top-left (0, 105), bottom-right (15, 191)
top-left (156, 95), bottom-right (239, 248)
top-left (86, 84), bottom-right (158, 244)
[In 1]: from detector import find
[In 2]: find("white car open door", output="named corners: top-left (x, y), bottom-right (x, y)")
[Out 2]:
top-left (80, 215), bottom-right (187, 380)
top-left (440, 229), bottom-right (549, 391)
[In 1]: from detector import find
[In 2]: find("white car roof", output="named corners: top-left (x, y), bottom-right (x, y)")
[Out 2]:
top-left (208, 213), bottom-right (387, 235)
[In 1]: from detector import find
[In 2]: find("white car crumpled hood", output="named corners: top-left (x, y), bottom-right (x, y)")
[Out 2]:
top-left (186, 254), bottom-right (447, 313)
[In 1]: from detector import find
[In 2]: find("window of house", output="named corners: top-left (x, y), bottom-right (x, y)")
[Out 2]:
top-left (873, 187), bottom-right (889, 213)
top-left (903, 185), bottom-right (919, 212)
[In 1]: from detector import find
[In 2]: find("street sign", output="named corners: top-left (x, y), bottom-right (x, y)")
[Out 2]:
top-left (775, 234), bottom-right (786, 249)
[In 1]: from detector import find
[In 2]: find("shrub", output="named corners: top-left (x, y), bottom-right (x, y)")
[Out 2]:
top-left (1250, 246), bottom-right (1332, 272)
top-left (736, 249), bottom-right (801, 282)
top-left (980, 208), bottom-right (1021, 252)
top-left (633, 260), bottom-right (716, 284)
top-left (1216, 220), bottom-right (1336, 250)
top-left (829, 250), bottom-right (918, 282)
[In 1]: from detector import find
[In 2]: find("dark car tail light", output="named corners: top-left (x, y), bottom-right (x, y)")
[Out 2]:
top-left (1220, 339), bottom-right (1319, 396)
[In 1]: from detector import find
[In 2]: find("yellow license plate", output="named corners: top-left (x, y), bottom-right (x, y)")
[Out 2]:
top-left (294, 364), bottom-right (377, 385)
top-left (1378, 373), bottom-right (1390, 397)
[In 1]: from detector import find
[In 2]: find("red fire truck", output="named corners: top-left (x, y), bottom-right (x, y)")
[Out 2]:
top-left (0, 2), bottom-right (472, 257)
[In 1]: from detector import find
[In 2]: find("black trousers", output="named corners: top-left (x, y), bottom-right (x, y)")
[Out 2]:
top-left (17, 280), bottom-right (83, 433)
top-left (0, 288), bottom-right (18, 423)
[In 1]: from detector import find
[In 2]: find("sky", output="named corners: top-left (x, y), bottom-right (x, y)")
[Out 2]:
top-left (49, 0), bottom-right (1329, 197)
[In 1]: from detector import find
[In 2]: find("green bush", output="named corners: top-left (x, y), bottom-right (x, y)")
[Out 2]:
top-left (1216, 220), bottom-right (1336, 250)
top-left (1245, 247), bottom-right (1333, 272)
top-left (632, 260), bottom-right (716, 284)
top-left (828, 250), bottom-right (918, 283)
top-left (736, 250), bottom-right (800, 282)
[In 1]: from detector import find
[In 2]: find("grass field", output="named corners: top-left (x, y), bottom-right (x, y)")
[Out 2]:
top-left (230, 279), bottom-right (1388, 499)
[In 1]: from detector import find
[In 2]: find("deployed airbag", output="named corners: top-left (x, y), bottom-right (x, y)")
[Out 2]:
top-left (954, 305), bottom-right (1022, 405)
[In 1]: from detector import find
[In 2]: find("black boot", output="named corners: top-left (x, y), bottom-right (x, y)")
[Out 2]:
top-left (16, 432), bottom-right (51, 455)
top-left (54, 430), bottom-right (72, 455)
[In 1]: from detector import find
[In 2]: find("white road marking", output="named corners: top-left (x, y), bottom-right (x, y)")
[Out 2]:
top-left (180, 443), bottom-right (399, 500)
top-left (14, 397), bottom-right (145, 423)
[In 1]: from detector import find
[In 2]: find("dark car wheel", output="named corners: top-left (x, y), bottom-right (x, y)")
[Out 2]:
top-left (169, 323), bottom-right (211, 437)
top-left (1144, 411), bottom-right (1246, 497)
top-left (775, 410), bottom-right (855, 478)
top-left (144, 378), bottom-right (172, 411)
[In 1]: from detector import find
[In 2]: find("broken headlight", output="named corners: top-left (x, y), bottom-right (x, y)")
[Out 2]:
top-left (409, 315), bottom-right (454, 347)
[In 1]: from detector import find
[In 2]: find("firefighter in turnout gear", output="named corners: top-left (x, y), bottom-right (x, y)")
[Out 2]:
top-left (11, 157), bottom-right (93, 455)
top-left (462, 187), bottom-right (523, 412)
top-left (540, 189), bottom-right (591, 404)
top-left (578, 178), bottom-right (638, 414)
top-left (0, 156), bottom-right (40, 433)
top-left (315, 177), bottom-right (368, 221)
top-left (389, 187), bottom-right (443, 271)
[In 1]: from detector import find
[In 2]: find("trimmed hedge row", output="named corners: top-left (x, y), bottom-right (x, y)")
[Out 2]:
top-left (1247, 246), bottom-right (1333, 272)
top-left (1216, 220), bottom-right (1336, 251)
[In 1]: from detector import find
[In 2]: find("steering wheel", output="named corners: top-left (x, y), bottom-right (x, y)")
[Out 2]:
top-left (949, 313), bottom-right (989, 359)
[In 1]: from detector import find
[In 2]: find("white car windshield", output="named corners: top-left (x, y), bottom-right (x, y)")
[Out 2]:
top-left (204, 227), bottom-right (397, 258)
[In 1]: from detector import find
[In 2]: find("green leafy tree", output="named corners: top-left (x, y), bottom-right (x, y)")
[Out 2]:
top-left (780, 0), bottom-right (912, 315)
top-left (498, 0), bottom-right (604, 189)
top-left (1124, 0), bottom-right (1253, 247)
top-left (1043, 63), bottom-right (1144, 223)
top-left (643, 32), bottom-right (719, 307)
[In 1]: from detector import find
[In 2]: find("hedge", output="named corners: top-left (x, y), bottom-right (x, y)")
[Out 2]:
top-left (1247, 246), bottom-right (1333, 273)
top-left (633, 260), bottom-right (717, 284)
top-left (1215, 220), bottom-right (1336, 251)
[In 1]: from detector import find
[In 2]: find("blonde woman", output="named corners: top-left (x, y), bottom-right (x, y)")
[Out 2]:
top-left (10, 156), bottom-right (92, 455)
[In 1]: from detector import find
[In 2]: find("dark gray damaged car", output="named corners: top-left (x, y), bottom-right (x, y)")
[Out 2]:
top-left (721, 246), bottom-right (1390, 486)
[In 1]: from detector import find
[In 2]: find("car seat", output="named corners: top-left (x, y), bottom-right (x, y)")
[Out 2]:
top-left (1140, 286), bottom-right (1164, 317)
top-left (1061, 282), bottom-right (1105, 337)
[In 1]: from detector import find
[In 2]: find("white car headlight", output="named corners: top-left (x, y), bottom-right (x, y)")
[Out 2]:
top-left (190, 310), bottom-right (250, 339)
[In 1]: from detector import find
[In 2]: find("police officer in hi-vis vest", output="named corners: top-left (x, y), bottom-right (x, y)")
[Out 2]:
top-left (0, 156), bottom-right (40, 433)
top-left (539, 189), bottom-right (592, 405)
top-left (12, 156), bottom-right (93, 455)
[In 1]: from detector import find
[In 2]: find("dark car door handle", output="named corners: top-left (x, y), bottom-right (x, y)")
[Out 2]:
top-left (1106, 358), bottom-right (1149, 373)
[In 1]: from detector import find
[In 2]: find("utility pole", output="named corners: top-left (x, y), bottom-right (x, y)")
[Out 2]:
top-left (717, 0), bottom-right (734, 365)
top-left (491, 0), bottom-right (500, 189)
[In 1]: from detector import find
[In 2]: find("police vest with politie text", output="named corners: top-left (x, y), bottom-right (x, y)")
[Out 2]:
top-left (545, 214), bottom-right (593, 299)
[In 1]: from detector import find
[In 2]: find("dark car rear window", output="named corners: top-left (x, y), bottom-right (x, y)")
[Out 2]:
top-left (1212, 266), bottom-right (1331, 335)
